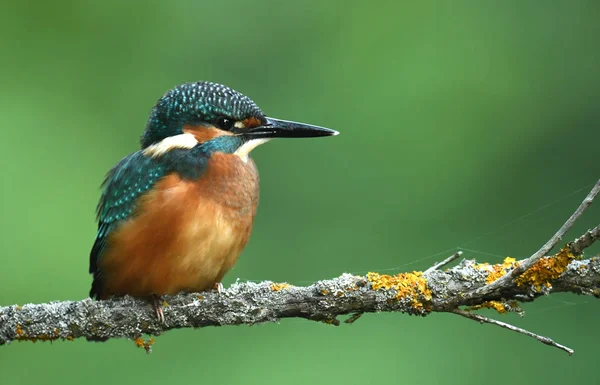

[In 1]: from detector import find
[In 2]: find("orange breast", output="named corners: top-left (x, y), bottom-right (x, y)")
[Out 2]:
top-left (97, 153), bottom-right (260, 298)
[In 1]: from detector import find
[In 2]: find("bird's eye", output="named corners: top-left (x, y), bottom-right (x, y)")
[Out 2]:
top-left (215, 117), bottom-right (234, 131)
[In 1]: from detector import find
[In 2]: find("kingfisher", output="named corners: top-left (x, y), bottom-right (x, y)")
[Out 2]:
top-left (89, 81), bottom-right (337, 320)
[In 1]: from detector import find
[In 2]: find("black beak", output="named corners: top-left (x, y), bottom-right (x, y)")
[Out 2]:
top-left (245, 117), bottom-right (339, 139)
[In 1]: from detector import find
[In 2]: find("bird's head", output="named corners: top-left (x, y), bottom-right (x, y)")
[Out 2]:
top-left (141, 81), bottom-right (337, 159)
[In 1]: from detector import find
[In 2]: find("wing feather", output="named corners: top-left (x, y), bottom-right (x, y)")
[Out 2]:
top-left (89, 151), bottom-right (167, 298)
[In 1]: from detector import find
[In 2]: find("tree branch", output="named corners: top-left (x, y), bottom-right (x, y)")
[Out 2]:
top-left (424, 251), bottom-right (463, 273)
top-left (452, 309), bottom-right (575, 355)
top-left (1, 241), bottom-right (598, 352)
top-left (441, 179), bottom-right (600, 308)
top-left (1, 179), bottom-right (598, 354)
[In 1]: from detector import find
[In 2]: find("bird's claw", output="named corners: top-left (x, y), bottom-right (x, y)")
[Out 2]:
top-left (213, 282), bottom-right (224, 293)
top-left (152, 295), bottom-right (167, 325)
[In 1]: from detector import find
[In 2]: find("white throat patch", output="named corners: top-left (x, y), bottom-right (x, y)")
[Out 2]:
top-left (143, 134), bottom-right (199, 158)
top-left (234, 138), bottom-right (271, 162)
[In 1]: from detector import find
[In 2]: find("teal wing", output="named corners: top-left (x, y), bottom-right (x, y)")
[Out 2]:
top-left (89, 151), bottom-right (167, 298)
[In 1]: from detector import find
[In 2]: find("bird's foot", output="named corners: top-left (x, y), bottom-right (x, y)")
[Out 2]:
top-left (152, 295), bottom-right (167, 325)
top-left (213, 282), bottom-right (224, 293)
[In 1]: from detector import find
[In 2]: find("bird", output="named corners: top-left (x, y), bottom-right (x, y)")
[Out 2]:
top-left (89, 81), bottom-right (338, 321)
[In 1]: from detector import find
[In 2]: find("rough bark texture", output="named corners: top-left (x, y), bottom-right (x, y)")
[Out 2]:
top-left (0, 251), bottom-right (598, 346)
top-left (1, 179), bottom-right (598, 354)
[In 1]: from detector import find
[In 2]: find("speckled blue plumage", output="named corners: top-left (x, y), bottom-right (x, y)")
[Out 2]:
top-left (142, 81), bottom-right (264, 148)
top-left (90, 81), bottom-right (261, 298)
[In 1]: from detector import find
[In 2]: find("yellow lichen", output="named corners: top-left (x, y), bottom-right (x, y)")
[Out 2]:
top-left (467, 301), bottom-right (508, 314)
top-left (38, 334), bottom-right (52, 342)
top-left (475, 257), bottom-right (519, 284)
top-left (134, 337), bottom-right (155, 353)
top-left (503, 257), bottom-right (517, 268)
top-left (134, 337), bottom-right (145, 348)
top-left (66, 335), bottom-right (74, 341)
top-left (143, 338), bottom-right (155, 353)
top-left (197, 295), bottom-right (204, 301)
top-left (15, 325), bottom-right (62, 343)
top-left (320, 289), bottom-right (330, 295)
top-left (367, 271), bottom-right (432, 310)
top-left (270, 282), bottom-right (290, 291)
top-left (515, 246), bottom-right (575, 291)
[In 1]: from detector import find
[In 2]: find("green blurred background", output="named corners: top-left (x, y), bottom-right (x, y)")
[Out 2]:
top-left (1, 1), bottom-right (599, 384)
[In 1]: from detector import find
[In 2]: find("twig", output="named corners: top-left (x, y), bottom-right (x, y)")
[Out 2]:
top-left (569, 224), bottom-right (600, 255)
top-left (1, 180), bottom-right (599, 354)
top-left (1, 238), bottom-right (598, 348)
top-left (424, 251), bottom-right (463, 273)
top-left (454, 179), bottom-right (600, 304)
top-left (344, 313), bottom-right (363, 324)
top-left (453, 308), bottom-right (574, 355)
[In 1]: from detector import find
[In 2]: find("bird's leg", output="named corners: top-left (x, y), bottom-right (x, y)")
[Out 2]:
top-left (213, 282), bottom-right (224, 293)
top-left (151, 295), bottom-right (166, 325)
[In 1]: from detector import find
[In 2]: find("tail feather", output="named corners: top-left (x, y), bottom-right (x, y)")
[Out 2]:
top-left (89, 272), bottom-right (103, 299)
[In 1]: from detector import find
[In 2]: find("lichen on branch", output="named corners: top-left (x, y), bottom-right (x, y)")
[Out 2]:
top-left (0, 180), bottom-right (598, 355)
top-left (1, 242), bottom-right (598, 353)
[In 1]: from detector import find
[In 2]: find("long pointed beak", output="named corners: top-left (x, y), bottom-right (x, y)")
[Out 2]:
top-left (245, 117), bottom-right (339, 139)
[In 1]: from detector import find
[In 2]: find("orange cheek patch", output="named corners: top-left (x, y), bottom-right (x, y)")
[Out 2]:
top-left (243, 117), bottom-right (262, 128)
top-left (183, 124), bottom-right (232, 144)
